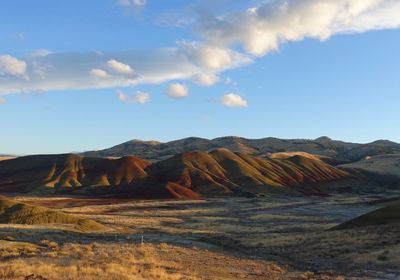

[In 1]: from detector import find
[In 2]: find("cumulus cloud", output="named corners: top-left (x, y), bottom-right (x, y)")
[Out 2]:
top-left (89, 68), bottom-right (108, 78)
top-left (0, 97), bottom-right (6, 105)
top-left (107, 59), bottom-right (134, 75)
top-left (117, 89), bottom-right (150, 104)
top-left (2, 0), bottom-right (399, 96)
top-left (165, 83), bottom-right (188, 99)
top-left (197, 0), bottom-right (400, 56)
top-left (192, 72), bottom-right (219, 86)
top-left (0, 55), bottom-right (27, 76)
top-left (221, 93), bottom-right (248, 108)
top-left (178, 41), bottom-right (247, 70)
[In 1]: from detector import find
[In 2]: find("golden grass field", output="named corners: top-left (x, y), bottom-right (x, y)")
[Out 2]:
top-left (0, 195), bottom-right (399, 279)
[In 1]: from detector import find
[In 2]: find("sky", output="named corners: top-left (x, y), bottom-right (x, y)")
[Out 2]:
top-left (1, 0), bottom-right (400, 155)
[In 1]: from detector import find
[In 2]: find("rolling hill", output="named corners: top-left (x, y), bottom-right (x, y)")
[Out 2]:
top-left (0, 149), bottom-right (353, 198)
top-left (0, 198), bottom-right (105, 231)
top-left (0, 154), bottom-right (150, 193)
top-left (83, 136), bottom-right (400, 164)
top-left (148, 148), bottom-right (350, 197)
top-left (332, 200), bottom-right (400, 230)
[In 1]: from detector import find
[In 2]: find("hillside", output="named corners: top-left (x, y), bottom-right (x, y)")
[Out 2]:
top-left (0, 149), bottom-right (352, 198)
top-left (340, 154), bottom-right (400, 177)
top-left (332, 200), bottom-right (400, 230)
top-left (82, 136), bottom-right (400, 164)
top-left (0, 198), bottom-right (105, 231)
top-left (0, 155), bottom-right (15, 161)
top-left (148, 148), bottom-right (350, 196)
top-left (0, 154), bottom-right (150, 193)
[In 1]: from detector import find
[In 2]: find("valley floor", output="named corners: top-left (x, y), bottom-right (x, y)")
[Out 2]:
top-left (1, 194), bottom-right (400, 279)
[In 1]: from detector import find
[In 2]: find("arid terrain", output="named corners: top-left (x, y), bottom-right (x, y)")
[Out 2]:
top-left (0, 193), bottom-right (399, 279)
top-left (1, 137), bottom-right (400, 279)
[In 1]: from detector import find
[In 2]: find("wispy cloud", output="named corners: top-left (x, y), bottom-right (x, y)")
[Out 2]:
top-left (0, 97), bottom-right (6, 105)
top-left (221, 93), bottom-right (247, 108)
top-left (0, 45), bottom-right (250, 95)
top-left (117, 0), bottom-right (147, 15)
top-left (118, 0), bottom-right (147, 8)
top-left (117, 89), bottom-right (150, 104)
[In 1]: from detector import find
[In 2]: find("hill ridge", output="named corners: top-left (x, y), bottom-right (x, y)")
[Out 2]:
top-left (0, 149), bottom-right (352, 198)
top-left (82, 136), bottom-right (400, 164)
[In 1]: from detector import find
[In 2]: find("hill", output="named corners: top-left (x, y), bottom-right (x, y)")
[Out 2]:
top-left (332, 200), bottom-right (400, 230)
top-left (0, 155), bottom-right (15, 161)
top-left (82, 136), bottom-right (400, 164)
top-left (0, 198), bottom-right (105, 231)
top-left (340, 154), bottom-right (400, 177)
top-left (148, 148), bottom-right (350, 197)
top-left (0, 149), bottom-right (353, 198)
top-left (0, 154), bottom-right (150, 193)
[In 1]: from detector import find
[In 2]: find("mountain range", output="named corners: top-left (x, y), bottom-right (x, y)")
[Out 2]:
top-left (83, 136), bottom-right (400, 164)
top-left (1, 136), bottom-right (399, 198)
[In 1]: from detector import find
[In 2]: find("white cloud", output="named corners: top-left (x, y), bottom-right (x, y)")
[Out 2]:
top-left (0, 55), bottom-right (27, 76)
top-left (192, 72), bottom-right (218, 86)
top-left (107, 59), bottom-right (134, 74)
top-left (165, 83), bottom-right (188, 99)
top-left (0, 41), bottom-right (250, 95)
top-left (178, 41), bottom-right (248, 70)
top-left (1, 0), bottom-right (400, 97)
top-left (134, 91), bottom-right (150, 104)
top-left (0, 97), bottom-right (6, 105)
top-left (221, 93), bottom-right (248, 108)
top-left (89, 68), bottom-right (108, 78)
top-left (117, 90), bottom-right (150, 104)
top-left (198, 0), bottom-right (400, 56)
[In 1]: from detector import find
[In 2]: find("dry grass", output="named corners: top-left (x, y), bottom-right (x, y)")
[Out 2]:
top-left (0, 240), bottom-right (301, 280)
top-left (2, 195), bottom-right (398, 279)
top-left (0, 242), bottom-right (199, 280)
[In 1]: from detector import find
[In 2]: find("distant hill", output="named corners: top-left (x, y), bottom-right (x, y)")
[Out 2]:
top-left (332, 200), bottom-right (400, 230)
top-left (340, 154), bottom-right (400, 177)
top-left (83, 136), bottom-right (400, 164)
top-left (0, 149), bottom-right (354, 198)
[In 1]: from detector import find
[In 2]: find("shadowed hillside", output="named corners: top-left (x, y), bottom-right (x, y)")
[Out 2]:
top-left (83, 136), bottom-right (400, 164)
top-left (0, 198), bottom-right (105, 231)
top-left (332, 201), bottom-right (400, 230)
top-left (0, 154), bottom-right (150, 193)
top-left (0, 149), bottom-right (353, 198)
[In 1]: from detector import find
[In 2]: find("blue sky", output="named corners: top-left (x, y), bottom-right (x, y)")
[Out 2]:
top-left (1, 0), bottom-right (400, 155)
